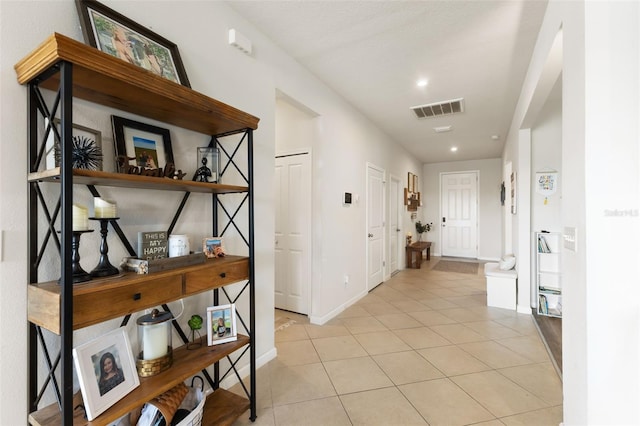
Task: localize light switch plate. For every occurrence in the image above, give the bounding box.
[563,227,577,251]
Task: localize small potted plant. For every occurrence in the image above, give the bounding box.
[415,221,433,242]
[187,314,203,349]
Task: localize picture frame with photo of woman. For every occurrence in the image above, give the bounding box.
[72,327,139,421]
[206,304,237,346]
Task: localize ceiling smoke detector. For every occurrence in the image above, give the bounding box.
[410,98,465,119]
[433,125,452,133]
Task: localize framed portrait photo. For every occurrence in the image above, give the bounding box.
[112,115,174,172]
[72,327,139,421]
[207,304,237,346]
[202,236,225,259]
[75,0,191,87]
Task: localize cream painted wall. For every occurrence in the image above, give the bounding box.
[423,158,503,261]
[503,0,640,423]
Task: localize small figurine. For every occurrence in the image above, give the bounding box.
[194,157,212,182]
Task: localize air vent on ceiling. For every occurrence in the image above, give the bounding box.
[411,98,465,119]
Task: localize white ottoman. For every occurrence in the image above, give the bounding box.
[484,262,517,310]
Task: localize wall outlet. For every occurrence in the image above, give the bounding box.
[344,274,349,286]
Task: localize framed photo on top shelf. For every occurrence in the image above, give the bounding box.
[75,0,191,87]
[207,304,237,346]
[112,115,174,172]
[72,327,139,421]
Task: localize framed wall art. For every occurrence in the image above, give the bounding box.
[72,327,139,421]
[206,304,237,346]
[112,115,174,172]
[75,0,191,87]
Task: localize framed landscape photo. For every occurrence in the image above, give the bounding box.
[72,327,139,421]
[112,115,174,172]
[207,304,237,346]
[75,0,191,87]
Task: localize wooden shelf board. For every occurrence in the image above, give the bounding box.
[14,33,259,135]
[28,335,250,426]
[28,256,249,334]
[201,389,251,426]
[28,168,248,194]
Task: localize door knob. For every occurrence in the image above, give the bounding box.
[368,233,373,237]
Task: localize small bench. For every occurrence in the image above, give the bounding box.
[484,262,517,310]
[406,242,431,269]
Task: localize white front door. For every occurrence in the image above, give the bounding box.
[388,175,401,276]
[274,153,311,314]
[441,171,478,258]
[367,164,385,291]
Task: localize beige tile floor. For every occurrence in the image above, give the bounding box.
[232,258,563,426]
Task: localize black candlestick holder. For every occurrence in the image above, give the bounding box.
[89,217,120,278]
[58,229,94,284]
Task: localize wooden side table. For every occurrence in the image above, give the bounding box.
[406,242,431,269]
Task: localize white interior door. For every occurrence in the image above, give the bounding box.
[274,153,311,314]
[441,171,478,258]
[388,175,401,276]
[367,164,385,291]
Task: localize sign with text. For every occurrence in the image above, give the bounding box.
[137,231,168,260]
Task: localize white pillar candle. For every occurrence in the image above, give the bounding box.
[72,204,88,231]
[142,323,168,360]
[94,197,117,218]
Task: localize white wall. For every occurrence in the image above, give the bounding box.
[503,0,640,423]
[531,78,562,233]
[423,158,503,260]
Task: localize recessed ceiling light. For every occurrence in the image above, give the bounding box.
[416,79,428,88]
[450,147,458,152]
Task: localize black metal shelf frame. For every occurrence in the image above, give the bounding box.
[26,59,256,424]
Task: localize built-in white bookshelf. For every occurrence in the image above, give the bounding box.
[536,231,562,317]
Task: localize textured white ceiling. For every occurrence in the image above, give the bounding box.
[227,0,548,163]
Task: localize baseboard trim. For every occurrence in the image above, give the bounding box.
[309,289,368,325]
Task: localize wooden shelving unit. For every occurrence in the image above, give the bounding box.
[17,33,259,425]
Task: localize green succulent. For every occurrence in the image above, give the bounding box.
[188,314,203,330]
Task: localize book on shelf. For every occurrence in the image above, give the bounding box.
[539,286,562,294]
[538,294,548,315]
[538,235,551,253]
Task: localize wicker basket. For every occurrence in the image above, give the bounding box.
[175,377,205,426]
[134,377,204,426]
[147,382,188,425]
